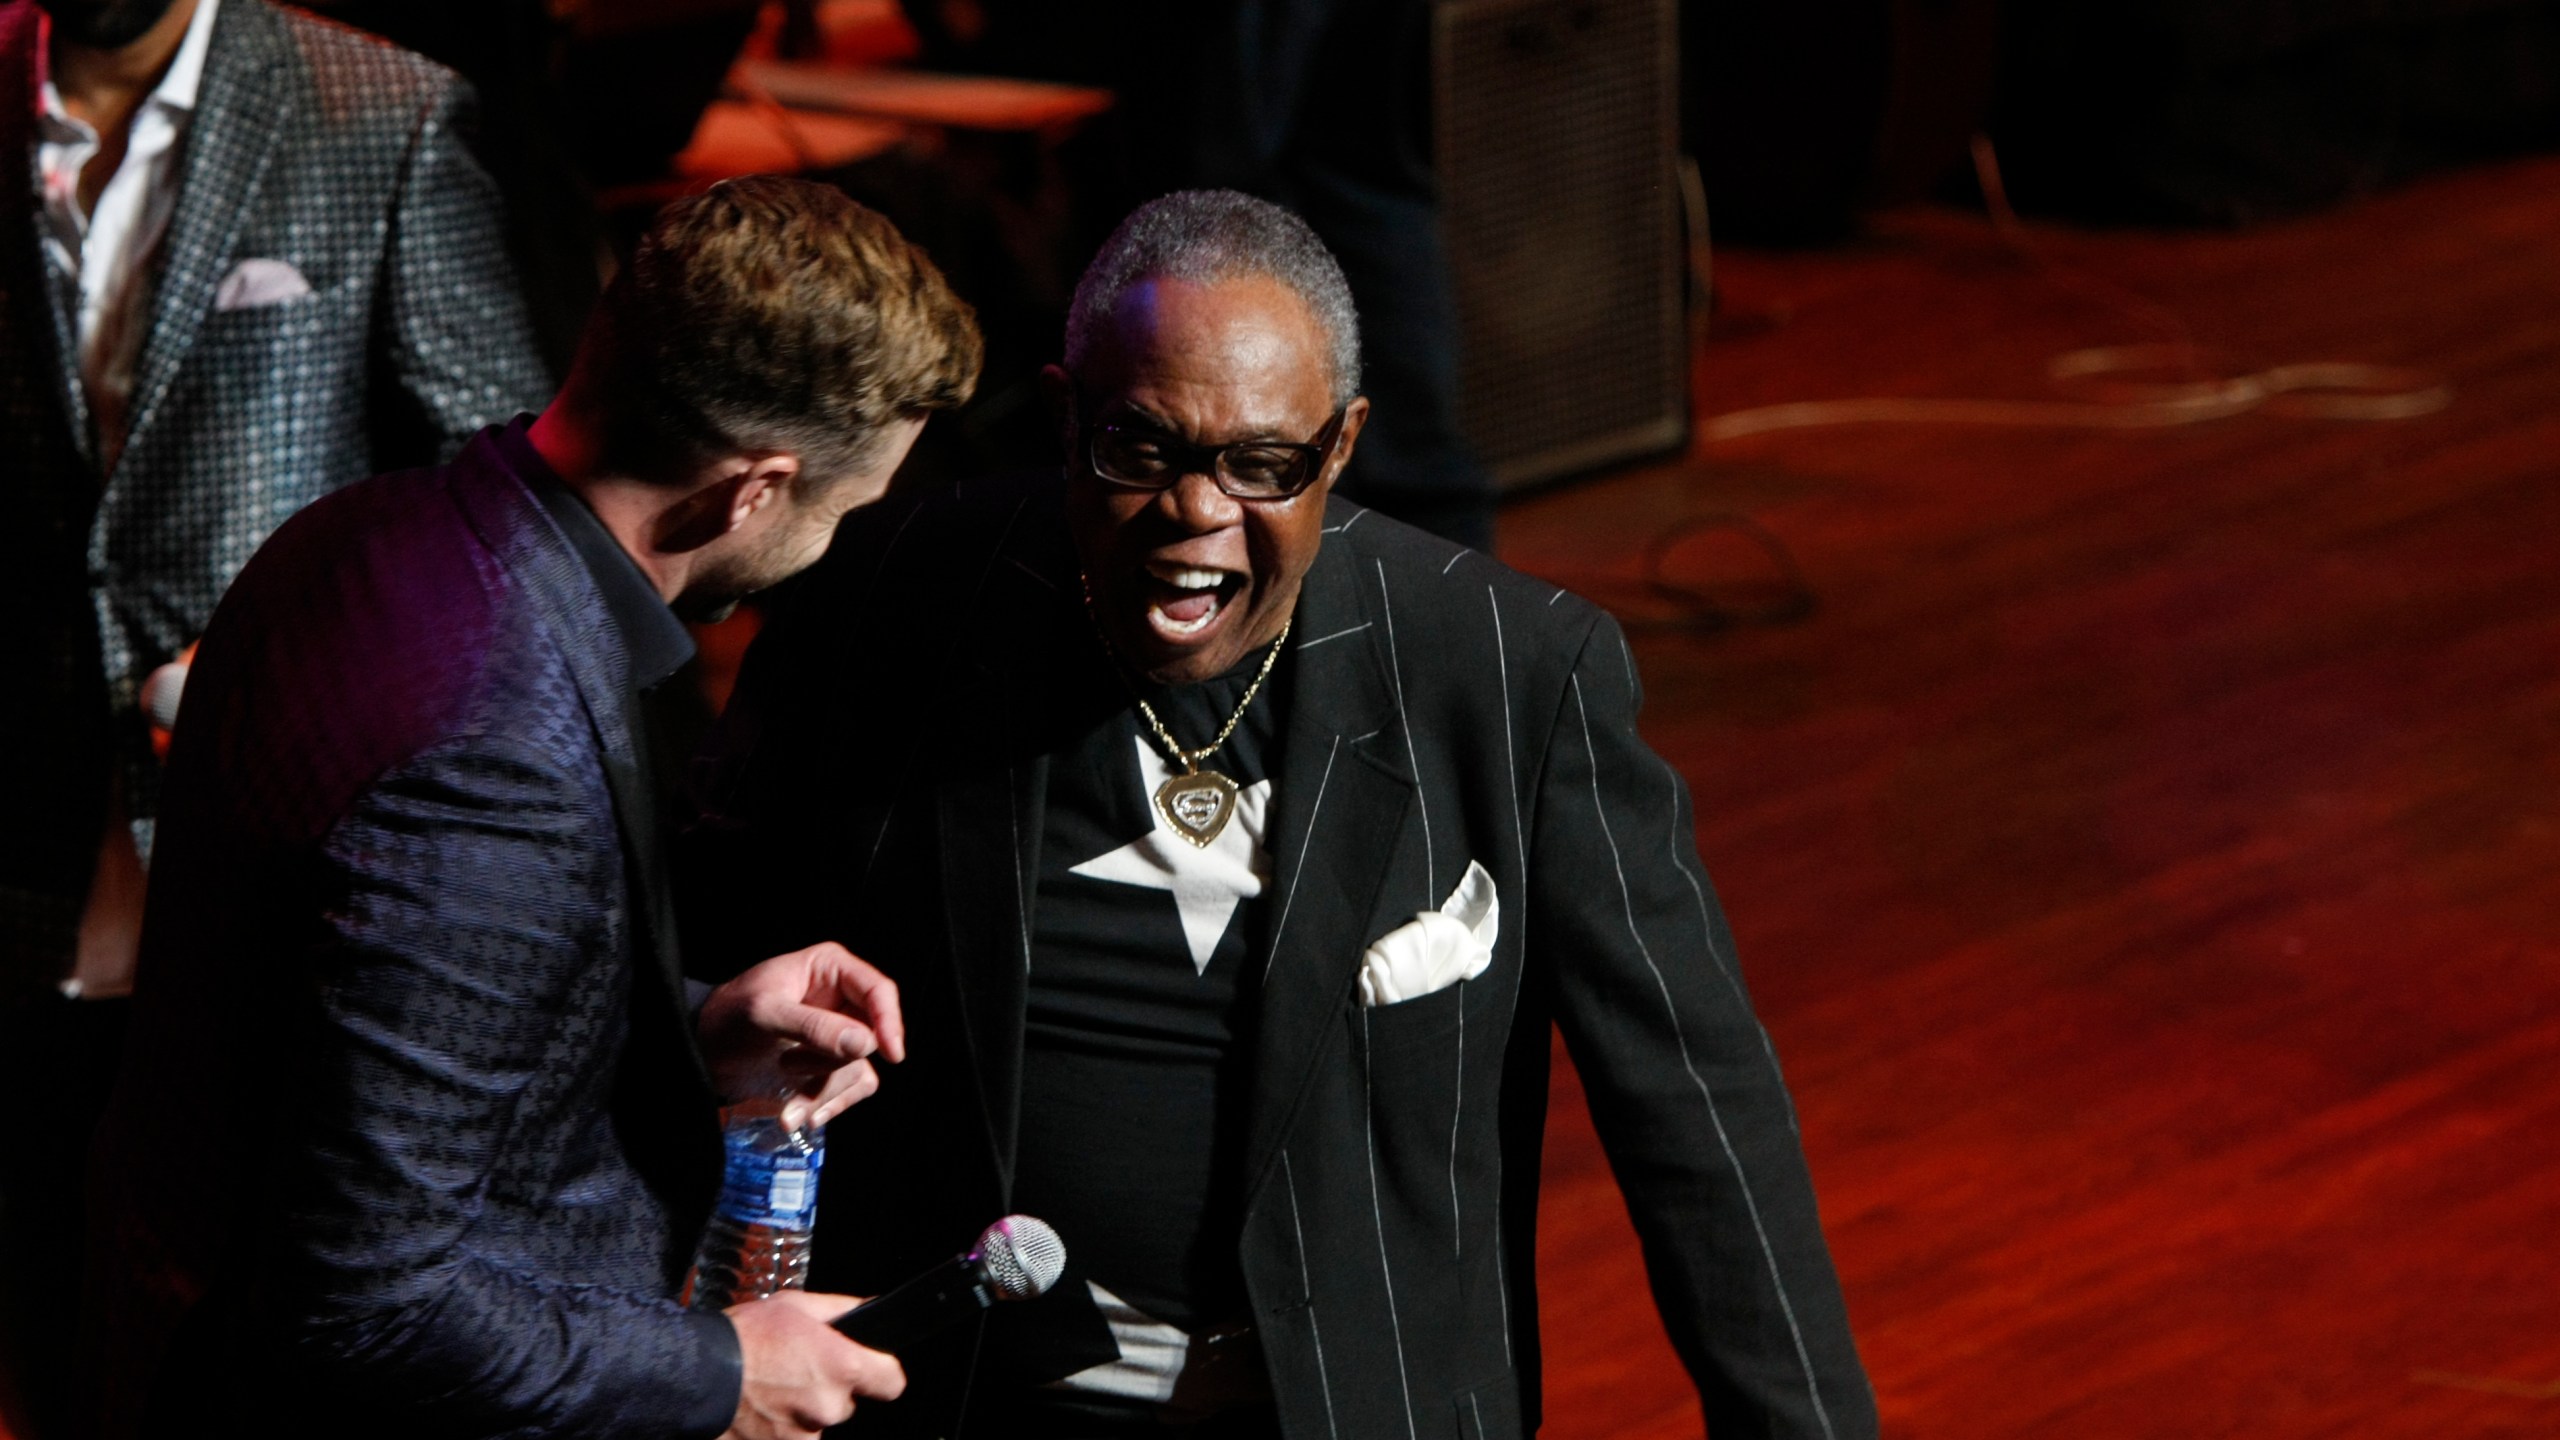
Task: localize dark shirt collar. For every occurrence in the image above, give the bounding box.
[491,417,695,693]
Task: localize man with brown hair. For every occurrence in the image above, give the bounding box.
[85,176,982,1440]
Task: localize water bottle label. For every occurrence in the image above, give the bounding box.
[718,1130,825,1226]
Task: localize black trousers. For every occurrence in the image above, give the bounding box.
[896,0,1499,549]
[1105,0,1500,551]
[1152,0,1494,550]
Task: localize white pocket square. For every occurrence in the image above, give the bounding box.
[1358,860,1499,1007]
[214,258,312,311]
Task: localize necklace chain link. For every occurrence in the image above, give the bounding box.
[1081,575,1292,774]
[1130,613,1292,772]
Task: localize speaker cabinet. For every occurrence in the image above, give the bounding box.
[1435,0,1687,494]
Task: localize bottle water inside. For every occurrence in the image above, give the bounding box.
[682,1097,825,1309]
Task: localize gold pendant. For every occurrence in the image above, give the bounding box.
[1155,768,1240,848]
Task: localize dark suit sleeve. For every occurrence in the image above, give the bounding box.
[375,74,554,458]
[1526,613,1877,1440]
[271,733,740,1440]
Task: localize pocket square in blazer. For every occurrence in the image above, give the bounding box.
[214,258,313,311]
[1358,860,1499,1006]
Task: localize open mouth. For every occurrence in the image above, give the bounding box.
[1140,563,1248,644]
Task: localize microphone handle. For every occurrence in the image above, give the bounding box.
[832,1253,998,1352]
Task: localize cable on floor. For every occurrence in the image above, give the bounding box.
[1587,136,2453,635]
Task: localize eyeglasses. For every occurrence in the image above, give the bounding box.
[1082,407,1348,501]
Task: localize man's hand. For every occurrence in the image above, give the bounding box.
[722,1291,904,1440]
[698,943,907,1128]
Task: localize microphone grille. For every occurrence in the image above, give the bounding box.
[976,1215,1066,1301]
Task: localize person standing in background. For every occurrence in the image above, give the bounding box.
[906,0,1500,551]
[0,0,550,1430]
[1112,0,1497,552]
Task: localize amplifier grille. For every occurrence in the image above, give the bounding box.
[1436,0,1687,492]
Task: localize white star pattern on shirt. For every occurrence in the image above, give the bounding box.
[1069,736,1274,974]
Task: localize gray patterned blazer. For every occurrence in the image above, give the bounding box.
[0,0,553,990]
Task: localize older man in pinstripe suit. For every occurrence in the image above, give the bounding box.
[689,190,1875,1439]
[0,0,548,1429]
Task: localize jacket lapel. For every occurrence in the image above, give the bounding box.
[1,6,94,467]
[922,490,1425,1199]
[930,489,1075,1194]
[116,0,289,472]
[1240,506,1422,1197]
[606,694,695,1081]
[935,744,1041,1194]
[451,439,709,1094]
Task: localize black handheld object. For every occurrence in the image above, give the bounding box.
[834,1215,1066,1353]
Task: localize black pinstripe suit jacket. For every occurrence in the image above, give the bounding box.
[0,0,552,988]
[690,471,1878,1440]
[87,430,737,1440]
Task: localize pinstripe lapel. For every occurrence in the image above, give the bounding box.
[1241,502,1419,1203]
[0,4,94,467]
[117,0,290,474]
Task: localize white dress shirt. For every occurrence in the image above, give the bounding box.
[34,0,221,468]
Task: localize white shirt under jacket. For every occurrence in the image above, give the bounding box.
[34,0,221,467]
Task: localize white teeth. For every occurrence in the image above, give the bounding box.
[1149,566,1229,591]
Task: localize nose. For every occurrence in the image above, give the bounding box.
[1154,469,1243,533]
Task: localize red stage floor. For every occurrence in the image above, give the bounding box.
[1504,154,2560,1437]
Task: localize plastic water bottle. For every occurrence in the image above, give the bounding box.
[682,1098,825,1309]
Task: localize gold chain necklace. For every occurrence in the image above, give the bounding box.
[1083,580,1291,847]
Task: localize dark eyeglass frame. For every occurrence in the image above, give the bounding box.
[1078,401,1349,501]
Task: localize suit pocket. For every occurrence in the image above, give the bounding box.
[189,277,371,389]
[1354,975,1501,1258]
[1360,973,1471,1058]
[187,278,371,414]
[197,273,365,330]
[169,279,373,504]
[1454,1373,1523,1440]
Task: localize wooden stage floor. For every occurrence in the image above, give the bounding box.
[1502,153,2560,1438]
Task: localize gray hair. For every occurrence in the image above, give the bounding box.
[1064,190,1363,408]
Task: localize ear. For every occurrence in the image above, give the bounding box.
[1039,364,1076,462]
[1315,396,1371,495]
[720,452,805,536]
